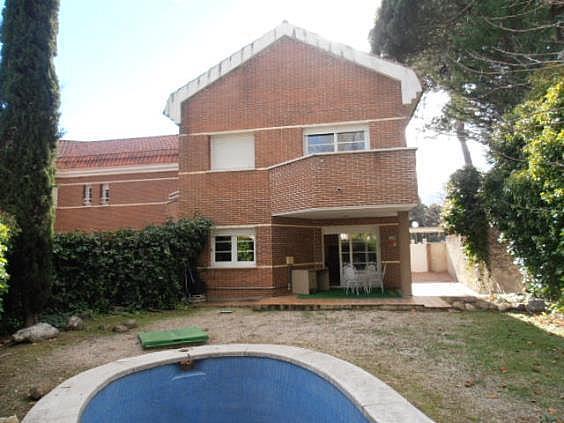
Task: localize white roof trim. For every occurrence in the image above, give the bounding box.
[164,21,422,125]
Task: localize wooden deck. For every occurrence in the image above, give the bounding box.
[203,295,452,311]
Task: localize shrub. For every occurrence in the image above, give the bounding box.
[442,166,489,264]
[0,211,18,319]
[49,217,211,313]
[484,80,563,301]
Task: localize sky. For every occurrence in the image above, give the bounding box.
[2,0,488,204]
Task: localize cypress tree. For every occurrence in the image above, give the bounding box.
[0,0,60,326]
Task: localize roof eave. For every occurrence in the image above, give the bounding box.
[163,21,422,125]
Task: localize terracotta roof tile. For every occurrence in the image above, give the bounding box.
[57,135,178,169]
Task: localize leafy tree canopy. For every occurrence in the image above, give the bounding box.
[484,78,563,301]
[410,203,443,227]
[370,0,562,141]
[442,166,489,264]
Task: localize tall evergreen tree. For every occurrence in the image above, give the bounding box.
[0,0,60,326]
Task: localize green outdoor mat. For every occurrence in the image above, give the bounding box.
[138,326,209,349]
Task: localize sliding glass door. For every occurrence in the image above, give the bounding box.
[338,232,379,285]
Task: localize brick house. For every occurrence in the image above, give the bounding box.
[55,135,179,232]
[56,22,421,299]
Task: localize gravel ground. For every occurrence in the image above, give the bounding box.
[1,307,562,422]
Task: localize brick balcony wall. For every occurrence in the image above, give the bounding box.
[269,149,418,216]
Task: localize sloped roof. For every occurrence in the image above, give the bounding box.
[57,135,178,169]
[164,21,422,124]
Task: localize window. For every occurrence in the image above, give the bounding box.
[100,183,110,205]
[83,184,93,206]
[339,232,379,271]
[305,126,369,155]
[212,229,256,267]
[211,133,255,170]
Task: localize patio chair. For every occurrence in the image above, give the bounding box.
[343,264,361,295]
[366,262,384,295]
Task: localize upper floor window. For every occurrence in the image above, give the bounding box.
[211,133,255,171]
[304,126,369,155]
[211,229,256,267]
[100,183,110,205]
[83,184,93,206]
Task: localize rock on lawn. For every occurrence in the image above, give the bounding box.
[12,323,59,343]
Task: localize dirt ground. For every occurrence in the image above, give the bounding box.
[1,307,562,422]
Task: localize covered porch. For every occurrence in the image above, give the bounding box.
[274,205,414,297]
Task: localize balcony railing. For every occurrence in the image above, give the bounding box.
[269,148,418,217]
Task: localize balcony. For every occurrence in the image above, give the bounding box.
[269,148,418,219]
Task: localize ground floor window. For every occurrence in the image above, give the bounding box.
[211,229,256,267]
[339,232,378,271]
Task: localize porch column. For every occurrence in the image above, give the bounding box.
[398,211,412,296]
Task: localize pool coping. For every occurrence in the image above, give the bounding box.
[23,344,434,423]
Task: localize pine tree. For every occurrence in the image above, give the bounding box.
[0,0,60,326]
[369,0,561,141]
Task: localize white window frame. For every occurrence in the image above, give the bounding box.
[100,183,110,205]
[338,232,380,272]
[303,124,370,155]
[83,184,93,206]
[210,133,255,171]
[211,228,256,268]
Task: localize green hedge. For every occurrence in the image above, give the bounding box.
[49,217,211,313]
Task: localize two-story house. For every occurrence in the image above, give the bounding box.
[55,22,421,300]
[162,22,421,299]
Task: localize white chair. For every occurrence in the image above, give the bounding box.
[366,262,384,295]
[343,264,361,295]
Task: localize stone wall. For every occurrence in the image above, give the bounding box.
[445,230,525,294]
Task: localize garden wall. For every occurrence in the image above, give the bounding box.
[446,229,524,294]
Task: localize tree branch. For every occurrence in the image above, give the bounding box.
[483,16,561,33]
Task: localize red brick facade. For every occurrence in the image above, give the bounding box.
[269,149,418,215]
[174,35,419,299]
[55,136,179,232]
[55,170,178,232]
[180,38,411,134]
[55,27,420,300]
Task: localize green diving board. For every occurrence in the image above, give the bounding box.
[138,326,209,349]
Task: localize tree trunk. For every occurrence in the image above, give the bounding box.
[456,120,473,167]
[24,308,39,327]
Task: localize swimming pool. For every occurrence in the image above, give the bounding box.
[24,344,433,422]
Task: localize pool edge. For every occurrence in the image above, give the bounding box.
[23,344,434,423]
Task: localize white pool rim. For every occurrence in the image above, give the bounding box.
[23,344,433,423]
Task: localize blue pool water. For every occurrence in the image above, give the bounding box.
[81,356,370,422]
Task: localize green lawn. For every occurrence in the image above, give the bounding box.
[451,312,563,411]
[0,308,562,422]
